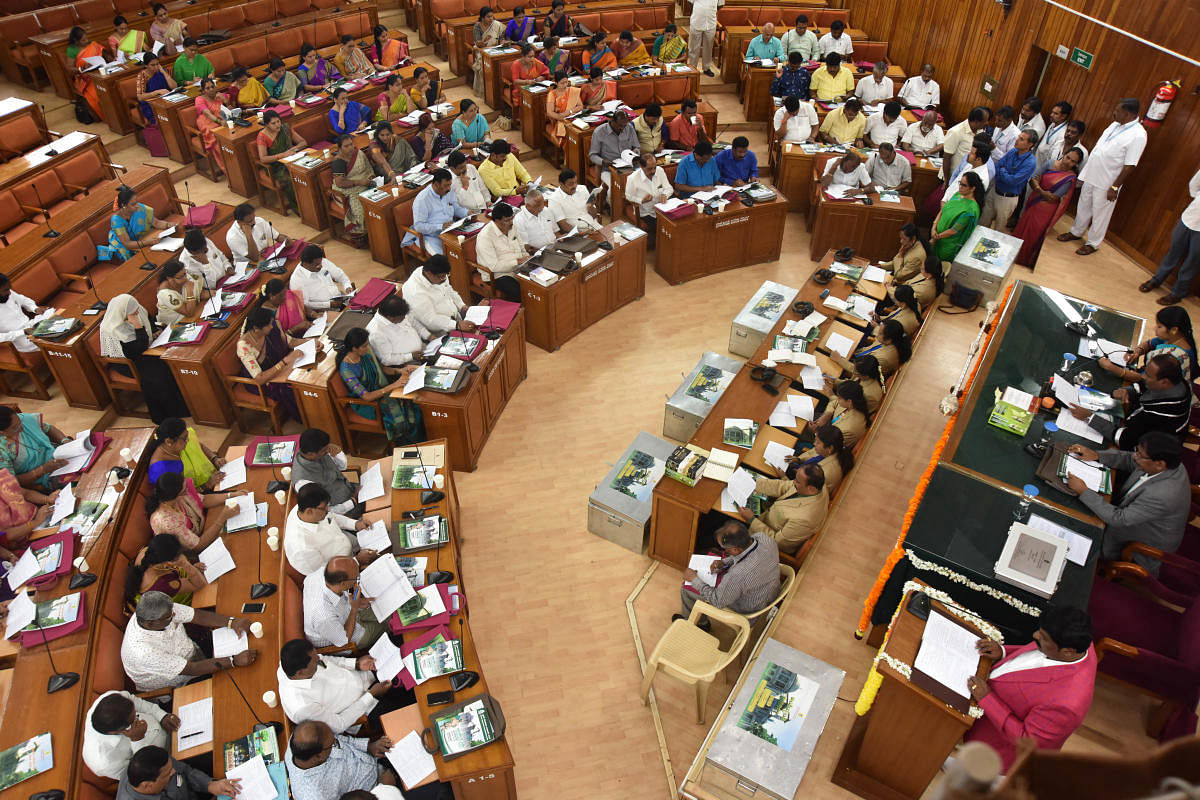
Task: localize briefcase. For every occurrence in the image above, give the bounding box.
[660,201,697,221]
[555,234,599,256]
[326,309,376,344]
[528,250,576,274]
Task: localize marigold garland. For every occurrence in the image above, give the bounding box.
[854,282,1016,638]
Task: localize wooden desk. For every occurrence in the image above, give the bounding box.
[518,223,646,351]
[0,96,53,155]
[808,191,916,262]
[738,61,906,121]
[561,99,717,179]
[363,185,422,269]
[719,23,861,84]
[773,145,938,215]
[655,190,788,285]
[0,130,112,196]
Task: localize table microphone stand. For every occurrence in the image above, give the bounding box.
[32,616,79,693]
[250,523,277,599]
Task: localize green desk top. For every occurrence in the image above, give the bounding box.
[942,282,1144,515]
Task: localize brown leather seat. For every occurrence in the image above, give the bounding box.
[276,0,312,16]
[336,12,372,40]
[213,330,290,434]
[314,19,338,47]
[35,6,78,34]
[208,6,247,32]
[0,116,46,157]
[48,232,99,293]
[243,0,278,25]
[11,261,74,306]
[716,8,749,26]
[232,39,269,70]
[0,192,36,246]
[601,10,635,31]
[653,75,692,104]
[138,184,184,226]
[74,0,113,23]
[813,9,850,28]
[854,41,889,64]
[55,150,109,196]
[617,82,654,108]
[267,29,304,60]
[13,171,70,220]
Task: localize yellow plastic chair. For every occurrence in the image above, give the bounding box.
[640,601,752,724]
[709,564,797,655]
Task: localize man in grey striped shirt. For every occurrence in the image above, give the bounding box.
[679,523,780,624]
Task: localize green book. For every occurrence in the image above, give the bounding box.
[395,585,445,627]
[0,732,53,791]
[397,516,448,549]
[392,464,435,490]
[665,444,708,487]
[722,419,759,449]
[434,698,496,756]
[411,635,465,680]
[31,316,75,337]
[252,440,295,465]
[222,727,279,773]
[987,387,1038,436]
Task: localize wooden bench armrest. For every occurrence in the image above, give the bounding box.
[1094,637,1139,661]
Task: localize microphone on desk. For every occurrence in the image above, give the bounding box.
[26,597,80,693]
[134,233,157,271]
[250,521,277,600]
[32,184,59,239]
[426,507,453,585]
[217,659,282,736]
[412,445,445,506]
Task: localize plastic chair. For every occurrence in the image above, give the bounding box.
[640,600,751,724]
[711,565,795,664]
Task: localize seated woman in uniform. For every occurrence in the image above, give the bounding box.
[806,380,870,448]
[147,417,224,490]
[885,248,944,311]
[124,533,208,610]
[147,472,232,552]
[874,283,922,338]
[826,354,885,415]
[854,318,911,379]
[786,423,854,494]
[98,294,191,423]
[881,223,928,283]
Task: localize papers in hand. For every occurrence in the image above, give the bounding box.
[302,315,327,338]
[402,365,427,395]
[799,365,825,390]
[912,610,980,700]
[151,237,185,252]
[1054,409,1103,443]
[357,520,391,552]
[1027,513,1091,566]
[686,554,721,588]
[463,306,491,325]
[1077,336,1128,365]
[4,591,35,639]
[769,401,796,428]
[1063,455,1107,492]
[824,184,858,200]
[763,441,793,471]
[6,548,40,591]
[47,482,76,527]
[51,431,93,476]
[359,556,417,619]
[291,339,317,368]
[861,264,888,283]
[226,754,278,800]
[825,331,856,358]
[216,458,247,491]
[211,627,249,659]
[224,493,258,531]
[358,463,386,502]
[386,730,438,790]
[655,197,688,212]
[786,394,816,421]
[369,635,405,682]
[726,467,756,507]
[199,537,236,582]
[176,697,213,749]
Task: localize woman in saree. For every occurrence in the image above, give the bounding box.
[613,30,650,67]
[297,43,341,92]
[173,38,213,84]
[580,67,614,110]
[148,3,188,56]
[256,110,308,215]
[931,171,983,263]
[337,327,424,445]
[451,99,491,149]
[265,58,302,102]
[330,134,375,237]
[329,87,370,135]
[334,35,375,80]
[538,37,566,75]
[408,67,445,111]
[0,407,70,492]
[375,74,409,122]
[0,468,57,563]
[545,72,581,149]
[99,294,192,423]
[193,77,226,176]
[1103,305,1197,384]
[542,1,574,38]
[237,306,304,422]
[124,533,207,611]
[146,472,231,552]
[410,113,452,162]
[509,44,549,111]
[506,7,537,42]
[471,7,504,95]
[147,417,224,490]
[655,24,687,63]
[108,186,171,261]
[134,51,176,128]
[1013,147,1082,267]
[258,278,317,338]
[582,34,616,72]
[370,25,409,70]
[66,27,104,121]
[367,122,418,183]
[155,259,200,327]
[108,16,146,60]
[230,66,268,109]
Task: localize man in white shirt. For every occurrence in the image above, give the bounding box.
[942,140,993,204]
[1142,167,1200,304]
[179,228,231,292]
[900,110,945,156]
[301,556,385,649]
[864,101,906,148]
[820,153,875,196]
[447,150,490,213]
[84,690,178,780]
[1035,101,1073,167]
[897,63,940,109]
[625,153,673,249]
[121,592,257,692]
[818,20,853,58]
[1061,97,1148,255]
[365,296,428,366]
[401,255,476,337]
[513,189,557,251]
[941,106,990,178]
[0,274,40,353]
[687,0,718,75]
[773,96,818,144]
[855,62,894,105]
[1018,96,1046,140]
[226,203,288,263]
[548,169,601,232]
[868,144,912,192]
[284,483,372,577]
[291,245,354,310]
[990,105,1019,162]
[475,202,526,302]
[278,638,391,734]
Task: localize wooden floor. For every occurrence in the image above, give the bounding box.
[1,9,1193,797]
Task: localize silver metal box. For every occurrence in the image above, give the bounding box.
[729,281,800,357]
[663,351,744,442]
[946,226,1021,304]
[587,431,677,553]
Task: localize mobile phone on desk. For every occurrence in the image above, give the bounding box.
[427,690,454,706]
[241,602,265,614]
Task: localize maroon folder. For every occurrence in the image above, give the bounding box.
[349,277,396,310]
[17,592,87,648]
[25,531,76,591]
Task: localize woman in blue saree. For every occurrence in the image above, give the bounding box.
[0,406,71,491]
[107,186,171,261]
[133,51,177,127]
[337,328,425,445]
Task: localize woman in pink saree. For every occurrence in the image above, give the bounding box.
[0,468,56,562]
[1013,148,1083,268]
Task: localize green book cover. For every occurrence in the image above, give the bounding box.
[987,387,1037,436]
[21,593,81,632]
[395,585,445,627]
[434,698,496,756]
[0,732,53,791]
[392,464,435,489]
[252,440,295,465]
[222,727,279,773]
[31,317,75,337]
[411,636,465,680]
[722,419,759,449]
[398,516,448,548]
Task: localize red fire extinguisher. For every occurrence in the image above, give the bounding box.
[1145,80,1180,129]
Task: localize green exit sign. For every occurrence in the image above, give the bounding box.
[1069,47,1094,69]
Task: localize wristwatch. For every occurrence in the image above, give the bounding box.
[225,617,234,629]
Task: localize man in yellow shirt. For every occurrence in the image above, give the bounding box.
[818,97,866,146]
[477,139,532,198]
[809,53,855,102]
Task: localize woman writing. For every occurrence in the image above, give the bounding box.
[1013,147,1082,267]
[148,3,188,56]
[370,25,409,70]
[257,110,308,215]
[786,424,854,493]
[98,294,191,422]
[257,278,317,337]
[193,77,226,176]
[297,43,341,92]
[108,186,171,261]
[1103,306,1197,383]
[329,87,371,135]
[334,35,375,80]
[66,27,104,121]
[451,99,491,149]
[108,17,146,59]
[375,74,410,122]
[265,58,302,102]
[147,472,231,552]
[124,533,207,610]
[330,134,375,239]
[409,67,445,111]
[931,171,983,262]
[237,306,303,421]
[0,407,70,492]
[133,52,176,129]
[545,72,582,149]
[887,251,944,310]
[509,44,550,111]
[410,113,452,162]
[337,328,424,445]
[155,260,200,327]
[367,122,419,184]
[147,417,223,490]
[173,38,213,85]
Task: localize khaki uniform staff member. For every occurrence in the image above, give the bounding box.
[735,462,828,555]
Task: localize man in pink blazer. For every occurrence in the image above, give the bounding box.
[963,606,1097,770]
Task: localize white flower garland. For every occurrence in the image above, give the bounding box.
[904,550,1044,619]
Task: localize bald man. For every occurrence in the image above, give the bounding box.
[745,22,784,61]
[302,556,387,649]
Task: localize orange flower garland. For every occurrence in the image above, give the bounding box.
[854,282,1017,638]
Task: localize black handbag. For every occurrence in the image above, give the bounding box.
[939,282,983,314]
[74,98,95,125]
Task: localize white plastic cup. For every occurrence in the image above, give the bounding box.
[226,120,234,132]
[119,447,133,463]
[266,526,279,538]
[257,111,264,123]
[280,466,292,480]
[288,100,296,111]
[391,186,400,198]
[266,536,279,552]
[274,489,287,505]
[73,557,89,572]
[262,690,278,708]
[322,148,331,159]
[250,621,264,638]
[433,474,445,489]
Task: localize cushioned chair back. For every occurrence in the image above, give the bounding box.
[573,12,600,30]
[75,0,113,23]
[48,232,96,278]
[855,41,888,63]
[56,149,109,190]
[139,184,174,219]
[131,276,160,315]
[313,0,341,8]
[336,13,372,39]
[602,10,634,31]
[184,12,211,36]
[277,0,312,15]
[281,569,304,643]
[232,39,270,70]
[244,0,278,25]
[653,75,690,104]
[207,48,236,75]
[268,29,304,59]
[34,6,77,34]
[1176,600,1200,672]
[0,15,42,44]
[104,555,131,626]
[392,194,417,230]
[633,8,669,28]
[86,216,111,246]
[314,19,338,47]
[616,81,653,108]
[0,116,45,154]
[91,615,130,696]
[208,6,247,32]
[814,9,850,27]
[114,0,143,12]
[14,171,66,211]
[0,192,26,232]
[178,103,199,133]
[716,8,748,26]
[11,261,61,304]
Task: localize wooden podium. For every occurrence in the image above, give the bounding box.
[834,584,994,800]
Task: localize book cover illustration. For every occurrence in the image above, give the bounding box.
[22,593,81,632]
[987,387,1038,436]
[395,585,445,626]
[168,323,206,344]
[771,334,812,355]
[62,500,109,534]
[609,449,665,502]
[31,317,75,337]
[829,262,865,282]
[425,367,459,390]
[222,727,280,773]
[970,236,1003,266]
[253,440,296,465]
[435,698,496,755]
[684,365,733,403]
[0,732,52,791]
[438,337,476,358]
[32,541,63,578]
[398,516,448,548]
[722,419,759,449]
[735,662,820,752]
[395,556,428,587]
[392,465,436,490]
[749,291,787,320]
[665,444,708,487]
[412,636,465,680]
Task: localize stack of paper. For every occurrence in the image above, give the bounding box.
[369,635,405,682]
[685,554,721,588]
[763,441,793,471]
[227,755,277,799]
[783,318,815,337]
[1027,514,1091,566]
[912,611,980,699]
[199,537,236,581]
[1054,409,1103,443]
[725,467,756,506]
[825,332,856,358]
[654,198,689,213]
[216,459,247,491]
[176,697,214,750]
[357,520,391,552]
[359,556,417,620]
[46,483,76,527]
[799,365,825,390]
[769,401,796,428]
[212,628,249,658]
[151,237,184,252]
[224,493,259,531]
[1063,456,1108,492]
[357,463,386,502]
[4,592,35,639]
[386,731,438,789]
[50,432,93,476]
[786,394,816,422]
[5,549,40,592]
[702,448,739,482]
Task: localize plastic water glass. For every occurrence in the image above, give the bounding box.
[1014,484,1039,522]
[1059,352,1076,374]
[1036,421,1058,451]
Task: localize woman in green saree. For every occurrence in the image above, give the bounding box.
[337,328,425,445]
[256,110,307,214]
[931,171,984,263]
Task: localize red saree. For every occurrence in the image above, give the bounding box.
[1013,168,1077,267]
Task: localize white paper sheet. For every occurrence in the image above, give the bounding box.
[216,458,247,491]
[200,290,223,319]
[803,310,828,327]
[1027,513,1092,566]
[292,339,317,368]
[5,548,39,591]
[463,305,491,325]
[1077,337,1128,365]
[727,467,757,506]
[211,627,249,659]
[302,315,327,338]
[47,482,76,527]
[227,754,277,799]
[151,237,184,252]
[799,365,825,390]
[763,441,793,471]
[786,394,816,421]
[199,537,236,582]
[357,463,385,502]
[357,520,391,552]
[224,493,258,531]
[1050,375,1078,406]
[176,697,213,749]
[862,265,888,283]
[768,401,796,428]
[686,554,721,588]
[912,610,980,699]
[50,431,93,476]
[1064,456,1107,492]
[826,331,856,358]
[402,365,427,395]
[1054,409,1103,443]
[387,730,438,790]
[4,590,35,639]
[360,556,417,619]
[784,318,814,337]
[369,634,405,682]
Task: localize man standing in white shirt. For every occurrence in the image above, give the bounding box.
[1035,101,1073,167]
[301,556,385,649]
[291,245,354,310]
[548,169,601,232]
[817,20,853,58]
[773,96,818,144]
[1018,96,1046,140]
[900,109,944,156]
[1141,167,1200,303]
[475,202,526,302]
[0,274,41,354]
[1060,97,1148,255]
[365,296,428,366]
[688,0,720,76]
[941,106,990,179]
[513,189,558,251]
[447,150,490,213]
[897,63,940,109]
[990,105,1019,162]
[402,255,477,337]
[854,62,894,106]
[84,691,178,780]
[278,638,392,733]
[226,203,288,263]
[284,483,372,577]
[864,101,907,148]
[625,153,673,249]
